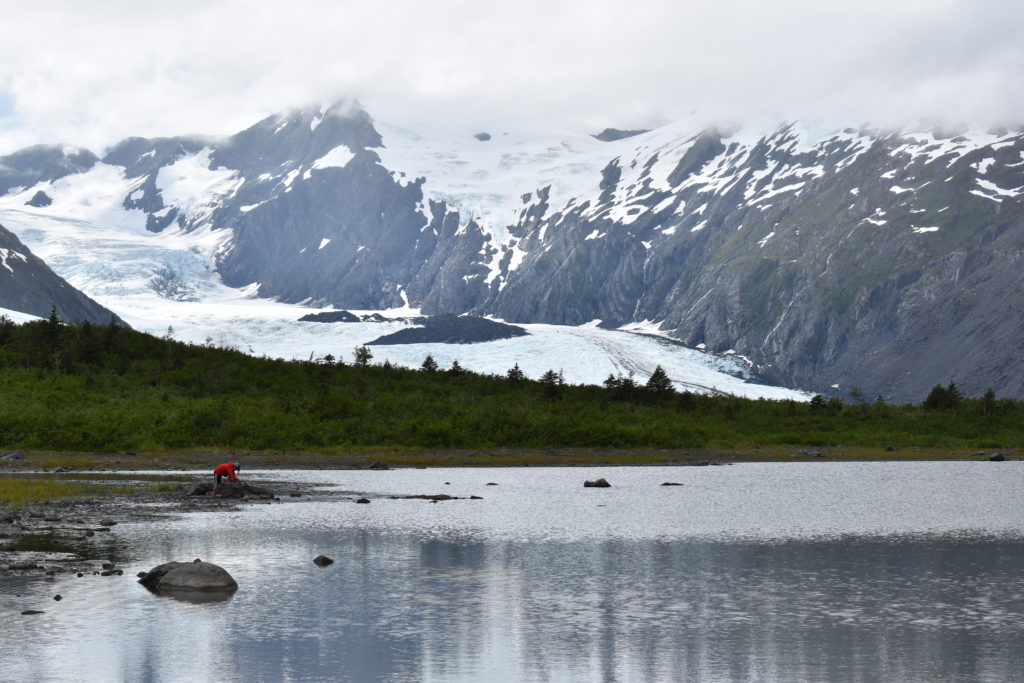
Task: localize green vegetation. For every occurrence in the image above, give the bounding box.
[0,477,92,510]
[0,315,1021,454]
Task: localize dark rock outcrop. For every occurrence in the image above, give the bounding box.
[25,190,52,207]
[584,478,611,488]
[298,310,361,323]
[138,560,238,594]
[593,128,651,142]
[186,481,275,499]
[367,314,527,345]
[313,555,334,566]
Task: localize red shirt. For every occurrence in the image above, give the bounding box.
[213,462,240,482]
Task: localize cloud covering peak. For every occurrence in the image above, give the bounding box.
[0,0,1021,153]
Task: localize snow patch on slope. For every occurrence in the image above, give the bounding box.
[156,148,243,228]
[311,144,355,170]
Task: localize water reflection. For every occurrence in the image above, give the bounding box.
[2,464,1023,682]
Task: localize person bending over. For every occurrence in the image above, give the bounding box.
[212,461,241,495]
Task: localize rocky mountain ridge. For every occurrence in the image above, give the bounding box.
[0,102,1020,400]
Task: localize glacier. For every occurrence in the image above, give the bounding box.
[0,153,808,400]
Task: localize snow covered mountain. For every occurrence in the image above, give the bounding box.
[0,220,121,324]
[1,101,1022,400]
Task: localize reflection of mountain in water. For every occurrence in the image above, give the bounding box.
[214,532,1024,681]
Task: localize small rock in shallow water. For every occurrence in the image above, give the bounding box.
[989,453,1006,461]
[101,562,115,570]
[53,594,62,601]
[584,478,611,488]
[99,520,116,526]
[313,555,334,567]
[356,498,370,504]
[9,562,38,570]
[289,491,302,497]
[84,530,95,537]
[21,610,44,615]
[661,482,683,486]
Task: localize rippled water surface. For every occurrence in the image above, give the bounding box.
[2,462,1024,682]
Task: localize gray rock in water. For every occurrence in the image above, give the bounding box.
[989,453,1006,461]
[313,555,334,567]
[584,478,611,488]
[368,461,390,470]
[356,498,370,504]
[661,482,683,486]
[0,524,23,538]
[186,480,275,499]
[138,560,238,593]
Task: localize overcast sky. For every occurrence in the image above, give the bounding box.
[0,0,1021,154]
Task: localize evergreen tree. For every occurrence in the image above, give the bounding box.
[539,369,560,385]
[539,369,562,398]
[924,383,962,411]
[645,366,674,394]
[506,363,525,382]
[353,346,373,366]
[449,360,467,376]
[421,354,439,372]
[983,387,997,415]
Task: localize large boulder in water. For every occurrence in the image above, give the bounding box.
[138,560,238,594]
[186,480,275,499]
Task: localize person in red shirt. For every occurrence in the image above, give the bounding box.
[212,461,241,495]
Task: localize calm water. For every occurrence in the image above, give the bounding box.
[2,462,1023,682]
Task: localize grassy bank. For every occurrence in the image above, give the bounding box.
[0,477,96,511]
[1,317,1022,453]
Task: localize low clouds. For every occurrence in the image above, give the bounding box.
[0,0,1021,153]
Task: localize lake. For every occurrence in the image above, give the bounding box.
[2,462,1023,682]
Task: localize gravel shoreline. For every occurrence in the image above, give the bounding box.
[0,472,334,580]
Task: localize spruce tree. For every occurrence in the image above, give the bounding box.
[506,363,525,381]
[645,366,673,394]
[421,354,439,372]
